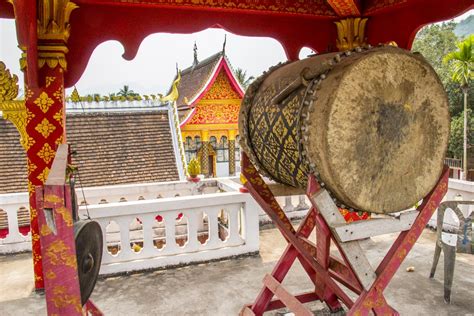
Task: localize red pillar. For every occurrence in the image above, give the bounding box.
[24,66,66,290]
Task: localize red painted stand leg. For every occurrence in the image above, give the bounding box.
[348,167,449,316]
[240,151,449,315]
[84,299,104,316]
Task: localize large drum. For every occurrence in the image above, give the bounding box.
[239,46,449,214]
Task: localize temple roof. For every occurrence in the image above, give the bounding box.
[0,111,179,194]
[175,51,224,108]
[169,48,244,125]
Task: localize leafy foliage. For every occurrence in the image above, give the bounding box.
[412,20,473,160]
[411,21,473,117]
[448,110,474,159]
[443,34,474,91]
[234,68,255,89]
[117,85,139,97]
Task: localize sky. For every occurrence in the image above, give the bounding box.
[0,10,472,97]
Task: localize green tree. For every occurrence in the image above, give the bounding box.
[234,68,255,89]
[448,110,473,159]
[117,85,138,97]
[411,21,474,117]
[443,35,474,179]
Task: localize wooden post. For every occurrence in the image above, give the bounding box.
[24,64,67,290]
[18,0,77,290]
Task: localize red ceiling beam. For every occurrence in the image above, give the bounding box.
[327,0,361,17]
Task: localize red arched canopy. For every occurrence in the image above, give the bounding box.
[2,0,472,88]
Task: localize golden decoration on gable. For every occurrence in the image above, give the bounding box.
[335,17,368,51]
[202,70,241,100]
[188,103,240,125]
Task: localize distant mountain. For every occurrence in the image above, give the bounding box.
[454,15,474,38]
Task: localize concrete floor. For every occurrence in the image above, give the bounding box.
[0,226,473,315]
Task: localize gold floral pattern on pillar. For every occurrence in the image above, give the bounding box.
[35,118,57,138]
[34,92,55,113]
[37,143,56,164]
[37,167,51,183]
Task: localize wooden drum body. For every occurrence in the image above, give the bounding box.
[239,46,449,214]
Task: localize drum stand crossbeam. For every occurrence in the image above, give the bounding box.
[240,153,449,316]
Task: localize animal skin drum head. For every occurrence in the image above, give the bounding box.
[240,46,449,214]
[74,220,103,306]
[306,48,449,213]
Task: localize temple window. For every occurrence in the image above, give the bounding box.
[235,134,241,162]
[184,136,197,162]
[195,136,202,150]
[217,136,229,162]
[210,136,217,149]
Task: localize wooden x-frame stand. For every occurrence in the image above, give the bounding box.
[240,153,449,315]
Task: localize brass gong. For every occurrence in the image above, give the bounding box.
[74,220,103,305]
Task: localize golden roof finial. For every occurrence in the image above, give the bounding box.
[0,61,19,101]
[159,70,181,103]
[70,86,81,102]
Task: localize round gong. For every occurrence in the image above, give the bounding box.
[240,46,449,214]
[74,220,103,306]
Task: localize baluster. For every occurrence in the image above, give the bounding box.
[117,217,132,259]
[296,195,309,211]
[162,213,178,253]
[283,196,295,212]
[6,206,21,242]
[183,210,200,251]
[204,208,219,249]
[141,214,155,256]
[227,205,243,245]
[96,219,112,264]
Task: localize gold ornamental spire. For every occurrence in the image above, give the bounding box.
[335,18,368,51]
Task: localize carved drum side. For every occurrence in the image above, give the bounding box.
[239,46,449,214]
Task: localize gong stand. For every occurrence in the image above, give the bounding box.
[239,152,449,316]
[36,144,103,316]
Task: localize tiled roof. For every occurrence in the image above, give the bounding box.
[0,119,28,193]
[0,111,179,194]
[174,52,223,108]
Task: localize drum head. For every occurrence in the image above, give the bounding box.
[307,47,449,213]
[74,220,103,305]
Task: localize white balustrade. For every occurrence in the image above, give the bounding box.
[258,195,310,224]
[0,192,31,253]
[82,191,259,275]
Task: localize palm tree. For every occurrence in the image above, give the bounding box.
[444,35,473,180]
[234,68,255,89]
[117,85,137,97]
